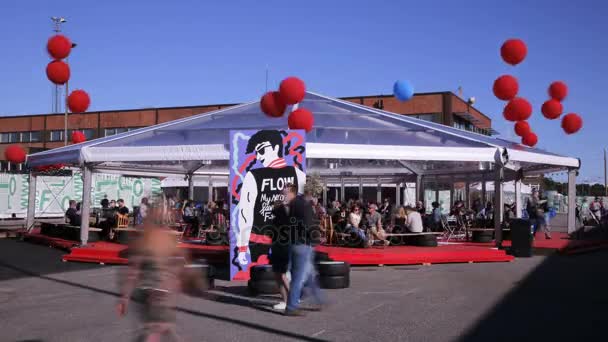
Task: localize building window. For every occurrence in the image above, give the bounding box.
[0,133,8,143]
[410,114,440,123]
[49,130,64,142]
[104,127,135,137]
[0,161,7,171]
[30,131,42,142]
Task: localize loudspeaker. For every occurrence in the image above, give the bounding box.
[509,219,533,257]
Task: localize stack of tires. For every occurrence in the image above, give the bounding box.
[181,259,215,296]
[317,261,350,289]
[472,230,493,243]
[404,234,438,247]
[206,231,225,246]
[248,265,279,295]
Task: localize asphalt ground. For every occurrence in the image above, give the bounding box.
[0,238,606,342]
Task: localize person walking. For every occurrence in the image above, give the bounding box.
[118,209,190,341]
[284,183,324,316]
[270,200,291,311]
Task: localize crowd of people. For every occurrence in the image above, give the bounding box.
[165,195,229,238]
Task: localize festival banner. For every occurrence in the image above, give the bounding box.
[0,172,162,218]
[229,129,306,280]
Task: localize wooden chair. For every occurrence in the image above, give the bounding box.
[117,214,129,229]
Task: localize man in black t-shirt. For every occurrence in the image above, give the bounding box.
[65,200,81,226]
[117,199,129,215]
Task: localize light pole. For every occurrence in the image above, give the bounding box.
[604,148,607,196]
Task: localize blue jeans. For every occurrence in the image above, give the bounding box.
[345,225,367,243]
[286,244,324,311]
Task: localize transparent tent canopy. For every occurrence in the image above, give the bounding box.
[27,92,579,177]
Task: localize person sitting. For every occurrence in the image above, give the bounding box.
[333,205,348,233]
[391,207,407,233]
[117,199,129,215]
[345,204,367,246]
[365,204,390,246]
[65,200,81,226]
[182,201,200,237]
[404,206,424,233]
[431,201,442,231]
[380,198,392,222]
[415,201,426,216]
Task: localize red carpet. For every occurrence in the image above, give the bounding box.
[440,232,608,254]
[316,245,513,265]
[32,230,608,266]
[63,242,129,264]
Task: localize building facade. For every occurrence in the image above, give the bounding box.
[0,91,492,172]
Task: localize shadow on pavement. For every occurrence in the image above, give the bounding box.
[0,254,326,342]
[0,239,104,281]
[458,246,608,341]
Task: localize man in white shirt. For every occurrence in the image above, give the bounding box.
[404,206,424,233]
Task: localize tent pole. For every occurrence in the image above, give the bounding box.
[396,182,401,207]
[376,177,381,204]
[25,172,37,233]
[494,166,504,247]
[80,166,93,246]
[187,174,194,201]
[340,177,345,202]
[481,174,487,205]
[515,178,523,218]
[322,181,327,207]
[359,177,363,201]
[567,169,577,234]
[209,177,214,202]
[415,175,422,203]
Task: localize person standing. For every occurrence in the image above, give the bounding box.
[284,183,324,316]
[527,190,551,239]
[270,200,291,311]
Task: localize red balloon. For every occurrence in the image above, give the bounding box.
[548,81,568,101]
[503,97,532,121]
[279,77,306,105]
[47,34,72,60]
[46,60,70,85]
[561,113,583,134]
[514,121,531,137]
[493,75,519,101]
[68,90,91,113]
[522,132,538,147]
[501,39,527,65]
[71,131,86,144]
[4,144,26,164]
[260,91,286,117]
[288,108,314,132]
[541,99,563,120]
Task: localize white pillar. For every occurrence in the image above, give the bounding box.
[208,176,214,202]
[515,179,523,218]
[494,167,504,246]
[359,177,364,201]
[322,182,328,207]
[416,175,422,202]
[340,177,345,202]
[80,166,93,246]
[25,173,37,232]
[396,183,401,207]
[376,177,382,204]
[481,174,487,204]
[465,178,470,209]
[567,169,577,234]
[187,175,194,201]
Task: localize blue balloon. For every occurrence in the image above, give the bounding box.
[393,80,415,101]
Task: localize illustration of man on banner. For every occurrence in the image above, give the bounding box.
[231,130,305,276]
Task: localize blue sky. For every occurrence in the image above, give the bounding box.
[0,0,606,181]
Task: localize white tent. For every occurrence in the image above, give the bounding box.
[26,91,580,245]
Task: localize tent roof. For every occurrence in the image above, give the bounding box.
[27,92,579,177]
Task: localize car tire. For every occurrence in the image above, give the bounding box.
[250,264,275,282]
[248,279,279,295]
[318,275,350,289]
[317,261,350,277]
